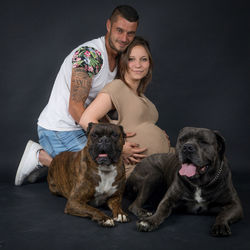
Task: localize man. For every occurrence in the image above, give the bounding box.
[15,5,146,186]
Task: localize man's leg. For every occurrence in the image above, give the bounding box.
[15,140,44,186]
[26,149,52,184]
[39,149,53,167]
[15,126,87,186]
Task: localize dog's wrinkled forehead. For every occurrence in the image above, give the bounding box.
[178,127,216,144]
[88,123,122,136]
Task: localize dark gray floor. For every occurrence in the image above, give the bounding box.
[0,170,249,250]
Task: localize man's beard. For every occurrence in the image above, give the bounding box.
[108,34,126,54]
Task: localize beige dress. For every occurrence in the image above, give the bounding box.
[101,79,174,177]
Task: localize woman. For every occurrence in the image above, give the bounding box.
[80,36,174,177]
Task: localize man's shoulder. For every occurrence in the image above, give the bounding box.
[74,36,105,54]
[72,41,104,78]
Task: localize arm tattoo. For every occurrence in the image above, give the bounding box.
[71,68,92,104]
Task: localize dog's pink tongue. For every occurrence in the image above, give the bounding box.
[98,154,108,158]
[179,163,196,177]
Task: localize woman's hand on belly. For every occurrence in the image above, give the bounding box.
[122,133,147,165]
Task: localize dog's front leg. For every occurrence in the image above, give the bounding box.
[65,199,115,227]
[128,173,161,218]
[211,198,243,237]
[107,194,129,223]
[137,182,181,232]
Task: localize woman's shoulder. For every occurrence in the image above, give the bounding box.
[102,79,127,93]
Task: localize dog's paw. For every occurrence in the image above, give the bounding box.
[128,204,152,218]
[114,213,129,223]
[138,210,153,218]
[99,218,115,227]
[136,218,158,232]
[210,223,231,237]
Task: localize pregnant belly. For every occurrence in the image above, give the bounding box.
[126,123,171,156]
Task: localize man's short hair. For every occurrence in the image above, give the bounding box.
[110,5,139,23]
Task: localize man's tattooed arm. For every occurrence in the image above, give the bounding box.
[69,68,92,123]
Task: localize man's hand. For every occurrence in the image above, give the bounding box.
[122,132,147,165]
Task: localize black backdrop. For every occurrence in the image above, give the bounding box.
[0,1,250,249]
[0,0,249,182]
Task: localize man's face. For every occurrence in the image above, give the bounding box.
[107,15,138,53]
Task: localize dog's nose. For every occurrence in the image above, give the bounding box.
[98,136,110,144]
[182,143,195,153]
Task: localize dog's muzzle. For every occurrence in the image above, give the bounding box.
[95,136,113,165]
[179,143,208,178]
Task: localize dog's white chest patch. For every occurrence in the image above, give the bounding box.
[187,187,207,214]
[94,165,118,206]
[188,187,208,214]
[194,187,204,203]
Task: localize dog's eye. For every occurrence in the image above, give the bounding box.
[178,136,187,143]
[91,133,98,139]
[200,140,208,145]
[111,133,118,139]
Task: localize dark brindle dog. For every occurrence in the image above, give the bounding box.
[127,127,243,236]
[48,123,129,227]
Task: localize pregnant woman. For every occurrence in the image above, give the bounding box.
[80,36,174,177]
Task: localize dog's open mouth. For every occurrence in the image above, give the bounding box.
[179,163,208,178]
[97,153,108,159]
[96,153,111,165]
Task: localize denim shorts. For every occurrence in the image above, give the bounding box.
[37,126,87,157]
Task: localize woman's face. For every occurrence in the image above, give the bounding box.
[125,45,150,83]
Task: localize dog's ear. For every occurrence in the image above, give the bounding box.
[213,130,226,160]
[86,122,95,136]
[119,125,126,139]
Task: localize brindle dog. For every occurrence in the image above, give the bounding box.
[48,123,129,227]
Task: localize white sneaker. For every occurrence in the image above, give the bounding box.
[15,140,43,186]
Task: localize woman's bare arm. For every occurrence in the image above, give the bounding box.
[79,93,113,130]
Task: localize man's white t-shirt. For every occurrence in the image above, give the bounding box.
[38,36,117,131]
